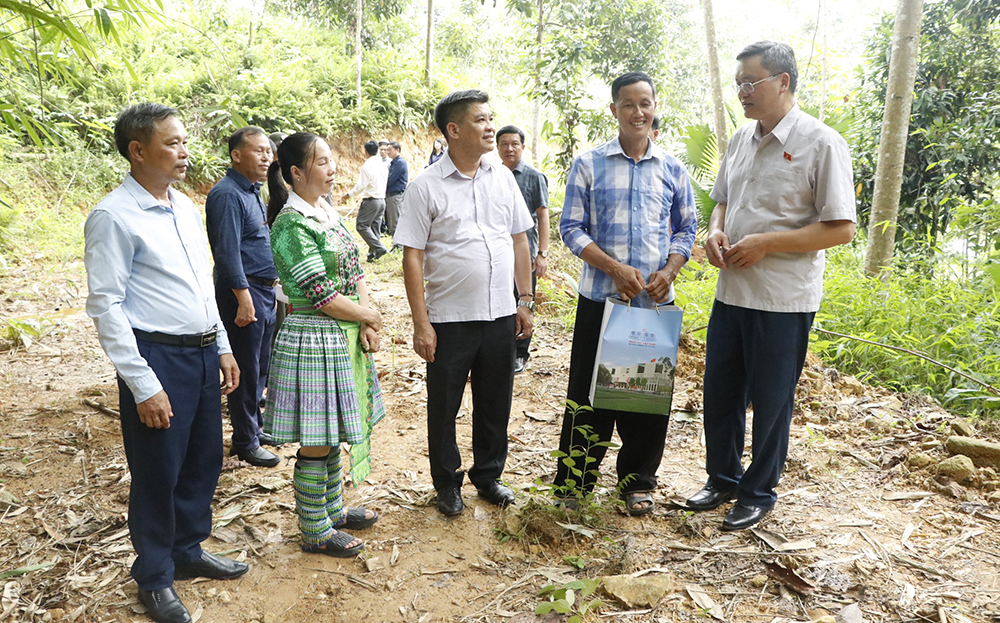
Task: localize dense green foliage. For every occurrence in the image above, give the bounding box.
[852,0,1000,258]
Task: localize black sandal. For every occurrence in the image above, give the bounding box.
[624,491,655,517]
[301,530,365,558]
[334,507,379,530]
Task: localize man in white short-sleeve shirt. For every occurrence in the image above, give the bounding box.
[685,41,857,531]
[394,89,535,517]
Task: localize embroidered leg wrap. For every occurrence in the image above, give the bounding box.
[325,448,346,526]
[294,451,333,546]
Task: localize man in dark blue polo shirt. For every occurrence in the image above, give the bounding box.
[205,126,281,468]
[497,125,549,374]
[385,140,408,244]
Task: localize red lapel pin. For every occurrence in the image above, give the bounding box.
[783,151,792,162]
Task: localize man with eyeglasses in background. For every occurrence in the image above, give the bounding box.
[686,41,857,531]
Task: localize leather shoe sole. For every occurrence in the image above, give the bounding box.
[686,484,735,511]
[230,445,281,468]
[138,587,191,623]
[174,551,249,581]
[721,503,769,531]
[436,487,464,516]
[477,481,515,507]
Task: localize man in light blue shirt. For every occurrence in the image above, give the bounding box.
[554,72,697,516]
[85,103,249,623]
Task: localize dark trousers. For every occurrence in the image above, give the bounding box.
[514,269,537,360]
[356,198,387,255]
[554,295,670,495]
[426,316,516,491]
[119,339,223,591]
[217,281,277,450]
[702,299,814,509]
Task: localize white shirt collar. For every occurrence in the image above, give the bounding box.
[284,191,334,224]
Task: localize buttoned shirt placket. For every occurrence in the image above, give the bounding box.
[627,157,642,270]
[164,201,214,330]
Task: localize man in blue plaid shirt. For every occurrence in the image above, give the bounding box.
[553,71,697,515]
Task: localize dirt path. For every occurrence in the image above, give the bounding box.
[3,252,1000,623]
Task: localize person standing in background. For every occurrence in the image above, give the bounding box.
[496,125,549,375]
[384,140,409,244]
[342,140,389,262]
[205,126,281,468]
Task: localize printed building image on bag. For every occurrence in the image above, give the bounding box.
[589,298,682,416]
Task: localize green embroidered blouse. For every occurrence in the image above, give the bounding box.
[270,195,364,315]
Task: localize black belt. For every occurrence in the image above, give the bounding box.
[387,191,404,197]
[246,275,279,287]
[134,328,218,348]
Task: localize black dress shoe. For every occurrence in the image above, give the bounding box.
[138,587,191,623]
[174,551,250,581]
[230,445,280,467]
[513,356,527,375]
[686,483,735,510]
[721,503,769,531]
[436,486,464,516]
[477,481,515,507]
[257,432,282,447]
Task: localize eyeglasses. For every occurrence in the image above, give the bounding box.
[735,74,781,94]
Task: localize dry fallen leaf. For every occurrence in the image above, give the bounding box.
[763,561,815,595]
[685,583,725,620]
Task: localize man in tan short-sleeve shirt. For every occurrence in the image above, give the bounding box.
[685,41,857,531]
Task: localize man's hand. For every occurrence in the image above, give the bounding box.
[535,254,548,279]
[705,229,731,269]
[235,300,257,327]
[220,353,240,396]
[233,288,257,327]
[722,232,771,268]
[413,321,437,363]
[515,306,533,340]
[361,326,381,353]
[645,268,678,304]
[610,262,646,301]
[137,390,173,429]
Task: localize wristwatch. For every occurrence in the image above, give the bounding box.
[517,299,535,311]
[539,250,549,258]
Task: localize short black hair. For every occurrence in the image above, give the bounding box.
[114,103,178,161]
[364,140,379,156]
[228,126,267,156]
[611,72,656,103]
[496,125,524,144]
[651,116,660,131]
[268,132,287,148]
[389,141,401,150]
[434,90,490,138]
[737,40,798,94]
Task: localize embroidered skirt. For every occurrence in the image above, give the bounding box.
[264,313,385,482]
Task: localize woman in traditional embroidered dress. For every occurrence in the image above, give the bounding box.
[264,133,385,557]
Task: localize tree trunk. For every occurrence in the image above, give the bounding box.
[820,0,827,123]
[863,0,924,277]
[701,0,727,156]
[424,0,434,85]
[530,0,543,162]
[355,0,363,104]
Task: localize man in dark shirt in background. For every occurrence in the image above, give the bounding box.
[205,126,281,468]
[385,140,409,247]
[497,125,549,374]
